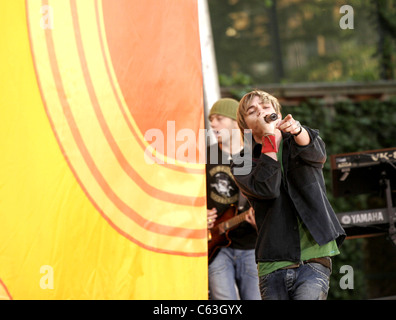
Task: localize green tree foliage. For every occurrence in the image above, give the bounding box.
[209,0,396,83]
[372,0,396,79]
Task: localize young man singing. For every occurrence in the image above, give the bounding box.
[206,98,260,300]
[231,90,345,300]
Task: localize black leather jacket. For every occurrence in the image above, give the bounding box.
[231,127,345,262]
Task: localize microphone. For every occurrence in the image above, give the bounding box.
[264,113,278,123]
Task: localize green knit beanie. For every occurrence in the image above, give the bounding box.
[208,98,239,120]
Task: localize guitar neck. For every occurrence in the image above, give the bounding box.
[222,210,249,231]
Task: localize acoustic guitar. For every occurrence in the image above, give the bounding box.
[208,205,251,263]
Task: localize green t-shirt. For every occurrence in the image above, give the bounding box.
[257,139,339,277]
[258,218,340,276]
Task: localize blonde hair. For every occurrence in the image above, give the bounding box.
[237,90,282,140]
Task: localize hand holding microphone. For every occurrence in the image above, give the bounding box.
[264,113,278,123]
[260,112,279,136]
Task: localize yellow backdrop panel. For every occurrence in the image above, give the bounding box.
[0,0,207,299]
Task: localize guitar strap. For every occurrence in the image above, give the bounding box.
[237,190,248,212]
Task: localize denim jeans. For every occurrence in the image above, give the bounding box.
[259,262,331,300]
[208,247,261,300]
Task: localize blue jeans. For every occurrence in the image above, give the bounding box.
[259,262,331,300]
[208,247,261,300]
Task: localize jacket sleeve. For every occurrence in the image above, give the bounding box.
[231,150,282,201]
[290,127,327,167]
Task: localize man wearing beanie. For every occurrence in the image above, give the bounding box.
[206,98,260,300]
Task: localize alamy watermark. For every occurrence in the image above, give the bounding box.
[40,5,54,30]
[40,265,54,290]
[143,121,252,175]
[339,265,354,290]
[38,264,354,291]
[39,4,354,31]
[339,5,354,30]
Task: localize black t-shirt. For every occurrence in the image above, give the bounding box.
[206,144,257,250]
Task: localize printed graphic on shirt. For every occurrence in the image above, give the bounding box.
[208,165,239,205]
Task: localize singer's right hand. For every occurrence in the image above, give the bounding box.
[258,111,279,135]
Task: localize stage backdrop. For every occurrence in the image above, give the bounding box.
[0,0,207,299]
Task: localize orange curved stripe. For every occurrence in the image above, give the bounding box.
[95,0,203,173]
[30,0,205,240]
[102,209,206,257]
[69,0,205,207]
[0,279,12,300]
[93,1,205,174]
[101,0,204,161]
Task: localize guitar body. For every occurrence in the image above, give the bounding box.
[208,205,238,263]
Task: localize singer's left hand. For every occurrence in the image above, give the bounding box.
[278,114,310,146]
[277,114,301,135]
